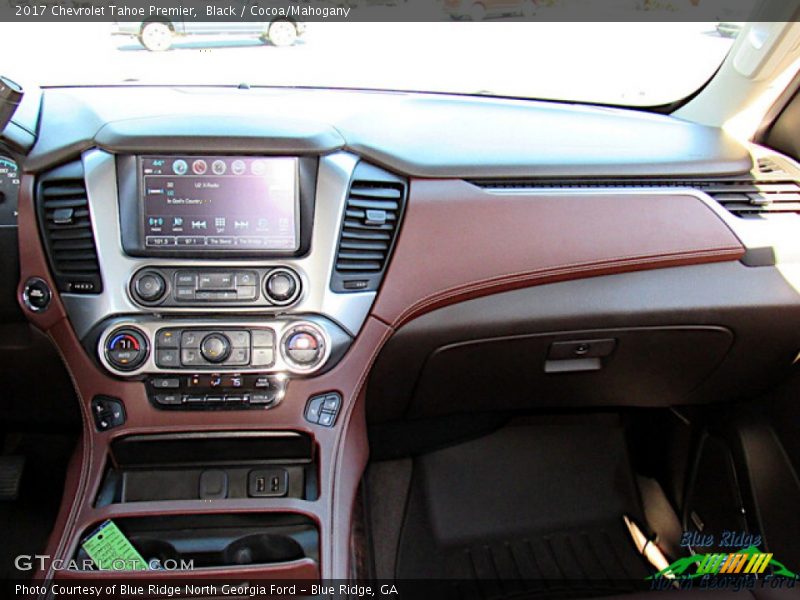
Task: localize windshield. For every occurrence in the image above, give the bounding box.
[1,20,745,107]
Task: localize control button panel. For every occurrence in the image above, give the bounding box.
[91,396,126,431]
[128,266,301,308]
[154,327,275,370]
[305,392,341,427]
[148,373,285,410]
[97,317,345,377]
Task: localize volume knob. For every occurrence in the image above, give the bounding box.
[132,270,166,304]
[264,269,300,305]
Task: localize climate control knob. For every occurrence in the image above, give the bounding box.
[264,269,300,305]
[105,327,149,371]
[131,270,166,304]
[281,324,325,371]
[200,333,231,364]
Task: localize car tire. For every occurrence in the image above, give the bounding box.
[469,2,487,20]
[139,21,173,52]
[266,20,299,47]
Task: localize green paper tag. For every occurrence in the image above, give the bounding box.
[81,520,148,571]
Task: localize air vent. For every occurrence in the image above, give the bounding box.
[697,180,800,217]
[757,157,785,175]
[331,163,406,293]
[37,163,102,294]
[471,175,800,218]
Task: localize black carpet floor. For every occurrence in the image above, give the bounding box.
[374,416,652,598]
[0,433,77,581]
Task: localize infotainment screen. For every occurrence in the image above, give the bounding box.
[139,156,299,252]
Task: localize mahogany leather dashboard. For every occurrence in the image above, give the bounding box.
[372,180,744,328]
[9,85,800,588]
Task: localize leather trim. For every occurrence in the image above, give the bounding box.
[15,170,385,581]
[16,172,746,584]
[372,180,745,328]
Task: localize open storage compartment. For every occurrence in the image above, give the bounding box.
[73,513,318,570]
[96,432,318,506]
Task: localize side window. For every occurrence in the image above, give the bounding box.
[763,84,800,162]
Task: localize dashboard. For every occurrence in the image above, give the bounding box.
[3,86,800,415]
[4,84,800,583]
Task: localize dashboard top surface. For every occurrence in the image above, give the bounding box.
[20,86,752,179]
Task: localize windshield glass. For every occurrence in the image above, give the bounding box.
[1,20,745,107]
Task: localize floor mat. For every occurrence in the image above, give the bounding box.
[394,416,652,598]
[0,433,77,581]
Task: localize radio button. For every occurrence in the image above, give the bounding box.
[236,286,258,300]
[235,271,258,286]
[198,273,235,290]
[175,287,195,301]
[175,272,197,286]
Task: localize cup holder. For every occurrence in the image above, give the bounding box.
[74,514,318,571]
[130,538,180,568]
[222,533,304,566]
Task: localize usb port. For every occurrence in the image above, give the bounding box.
[248,468,288,498]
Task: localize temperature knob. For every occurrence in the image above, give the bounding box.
[105,327,148,371]
[281,324,325,371]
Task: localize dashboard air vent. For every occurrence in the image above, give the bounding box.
[697,180,800,217]
[757,157,785,175]
[331,163,406,293]
[471,175,800,218]
[36,162,102,294]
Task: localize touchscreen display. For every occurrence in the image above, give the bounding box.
[140,156,299,252]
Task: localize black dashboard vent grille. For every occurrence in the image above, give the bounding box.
[697,180,800,217]
[332,163,407,293]
[470,174,800,218]
[757,157,785,175]
[36,163,102,294]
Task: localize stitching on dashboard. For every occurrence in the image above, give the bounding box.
[390,245,743,328]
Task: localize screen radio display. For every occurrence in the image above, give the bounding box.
[140,156,299,252]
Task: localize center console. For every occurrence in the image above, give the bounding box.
[17,143,407,583]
